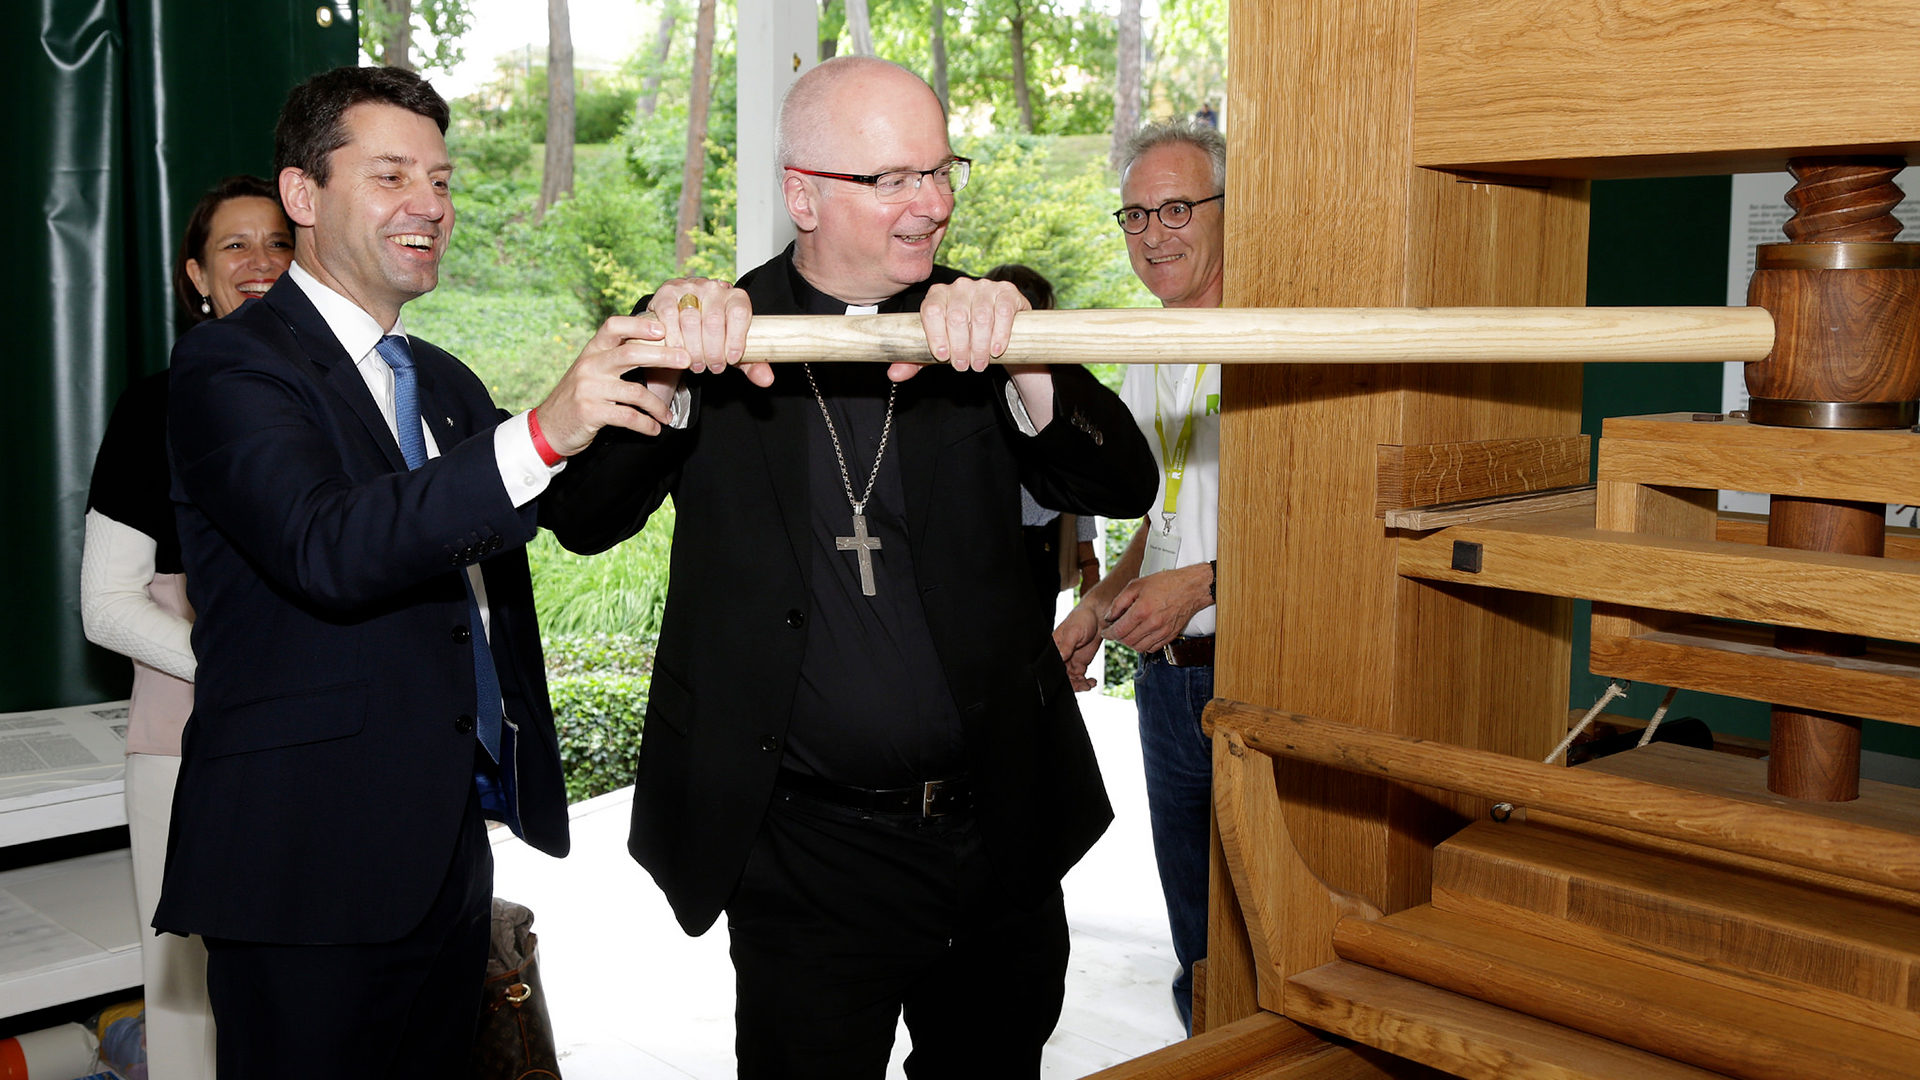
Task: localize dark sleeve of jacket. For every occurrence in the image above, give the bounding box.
[168,318,538,612]
[1001,363,1159,522]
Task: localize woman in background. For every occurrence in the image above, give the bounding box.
[81,174,292,1080]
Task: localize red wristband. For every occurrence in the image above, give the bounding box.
[527,408,564,466]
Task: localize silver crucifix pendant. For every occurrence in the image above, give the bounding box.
[836,506,883,596]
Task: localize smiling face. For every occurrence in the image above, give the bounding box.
[1121,141,1225,309]
[280,102,453,329]
[185,196,293,318]
[784,64,954,305]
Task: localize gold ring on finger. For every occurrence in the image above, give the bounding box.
[678,293,702,313]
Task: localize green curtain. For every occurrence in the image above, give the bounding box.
[1,1,353,712]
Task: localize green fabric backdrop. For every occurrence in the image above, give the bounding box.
[2,1,353,712]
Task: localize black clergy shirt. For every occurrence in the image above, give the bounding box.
[780,263,967,788]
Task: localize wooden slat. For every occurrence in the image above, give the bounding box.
[736,307,1776,367]
[1080,1011,1407,1080]
[1375,436,1590,516]
[1589,622,1920,727]
[1718,514,1920,560]
[1589,478,1718,640]
[1284,961,1729,1080]
[1413,0,1920,177]
[1385,486,1593,530]
[1335,906,1919,1080]
[1597,415,1920,507]
[1432,820,1920,1039]
[1205,700,1920,894]
[1395,506,1920,643]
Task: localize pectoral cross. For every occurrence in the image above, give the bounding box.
[836,507,883,596]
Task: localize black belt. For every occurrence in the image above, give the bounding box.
[777,769,973,817]
[1158,634,1215,667]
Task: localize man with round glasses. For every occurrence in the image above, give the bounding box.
[541,55,1156,1078]
[1057,115,1226,1034]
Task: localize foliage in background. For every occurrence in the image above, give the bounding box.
[1147,0,1227,119]
[358,0,474,73]
[942,134,1154,309]
[545,633,654,802]
[1101,514,1143,697]
[527,509,677,640]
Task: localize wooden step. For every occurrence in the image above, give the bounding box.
[1334,905,1920,1080]
[1284,960,1729,1080]
[1430,818,1920,1038]
[1079,1010,1426,1079]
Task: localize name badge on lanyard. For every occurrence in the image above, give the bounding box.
[1145,364,1208,577]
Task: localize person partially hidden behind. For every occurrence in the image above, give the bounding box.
[156,65,686,1076]
[1055,116,1226,1034]
[82,174,292,1080]
[540,56,1158,1080]
[983,262,1103,634]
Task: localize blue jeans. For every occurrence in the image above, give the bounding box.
[1134,655,1214,1034]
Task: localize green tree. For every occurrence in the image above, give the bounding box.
[358,0,474,73]
[1147,0,1226,119]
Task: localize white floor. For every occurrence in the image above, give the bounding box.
[491,688,1188,1079]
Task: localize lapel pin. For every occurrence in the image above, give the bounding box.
[444,416,454,428]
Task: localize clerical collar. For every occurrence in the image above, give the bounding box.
[784,250,912,316]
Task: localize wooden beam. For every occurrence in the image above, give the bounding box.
[1384,486,1594,530]
[1589,622,1920,727]
[1078,1011,1397,1080]
[1395,506,1920,643]
[736,307,1775,366]
[1375,436,1590,517]
[1720,514,1920,560]
[1599,414,1920,507]
[1335,906,1918,1080]
[1284,961,1728,1080]
[1413,0,1920,178]
[1204,699,1920,893]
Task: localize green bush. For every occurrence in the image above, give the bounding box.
[546,632,654,802]
[527,507,676,639]
[1103,514,1143,697]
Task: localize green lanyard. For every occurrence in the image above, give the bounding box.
[1151,364,1210,531]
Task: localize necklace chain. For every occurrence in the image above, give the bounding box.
[805,363,896,514]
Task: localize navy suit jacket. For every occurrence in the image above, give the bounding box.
[156,277,568,944]
[541,248,1159,934]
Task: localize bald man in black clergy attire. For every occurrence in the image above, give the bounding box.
[540,56,1157,1080]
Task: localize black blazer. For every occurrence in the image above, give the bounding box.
[542,248,1159,933]
[156,277,569,944]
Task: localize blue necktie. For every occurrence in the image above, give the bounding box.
[376,334,503,763]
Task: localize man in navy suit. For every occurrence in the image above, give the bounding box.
[158,66,681,1076]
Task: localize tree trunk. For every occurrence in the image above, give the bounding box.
[1109,0,1142,170]
[537,0,576,219]
[676,0,718,269]
[819,0,840,61]
[637,6,678,119]
[845,0,874,55]
[1010,12,1034,133]
[930,0,949,111]
[384,0,415,70]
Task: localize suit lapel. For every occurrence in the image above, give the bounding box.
[263,280,409,474]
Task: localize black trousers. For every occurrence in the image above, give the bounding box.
[203,788,493,1079]
[727,784,1071,1080]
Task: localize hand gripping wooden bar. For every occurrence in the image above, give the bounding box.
[738,306,1777,366]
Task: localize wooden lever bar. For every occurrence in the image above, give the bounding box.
[1204,697,1920,893]
[739,306,1777,366]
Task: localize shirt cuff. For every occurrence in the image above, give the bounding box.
[1004,380,1039,437]
[497,411,566,507]
[667,382,693,430]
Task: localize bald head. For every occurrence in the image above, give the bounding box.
[775,57,944,176]
[776,57,958,305]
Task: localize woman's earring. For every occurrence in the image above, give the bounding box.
[200,296,212,315]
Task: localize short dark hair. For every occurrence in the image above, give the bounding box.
[982,264,1056,311]
[173,174,285,328]
[274,65,450,187]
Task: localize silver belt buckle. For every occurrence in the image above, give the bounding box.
[1161,641,1178,664]
[921,780,939,817]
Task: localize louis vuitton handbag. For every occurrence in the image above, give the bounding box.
[474,897,563,1080]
